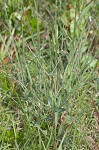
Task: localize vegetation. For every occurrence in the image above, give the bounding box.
[0,0,99,149]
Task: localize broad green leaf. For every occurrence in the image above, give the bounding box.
[70,8,75,20]
[80,2,94,17]
[60,14,69,27]
[30,17,44,31]
[82,54,98,68]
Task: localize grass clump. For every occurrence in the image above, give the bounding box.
[0,0,99,149]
